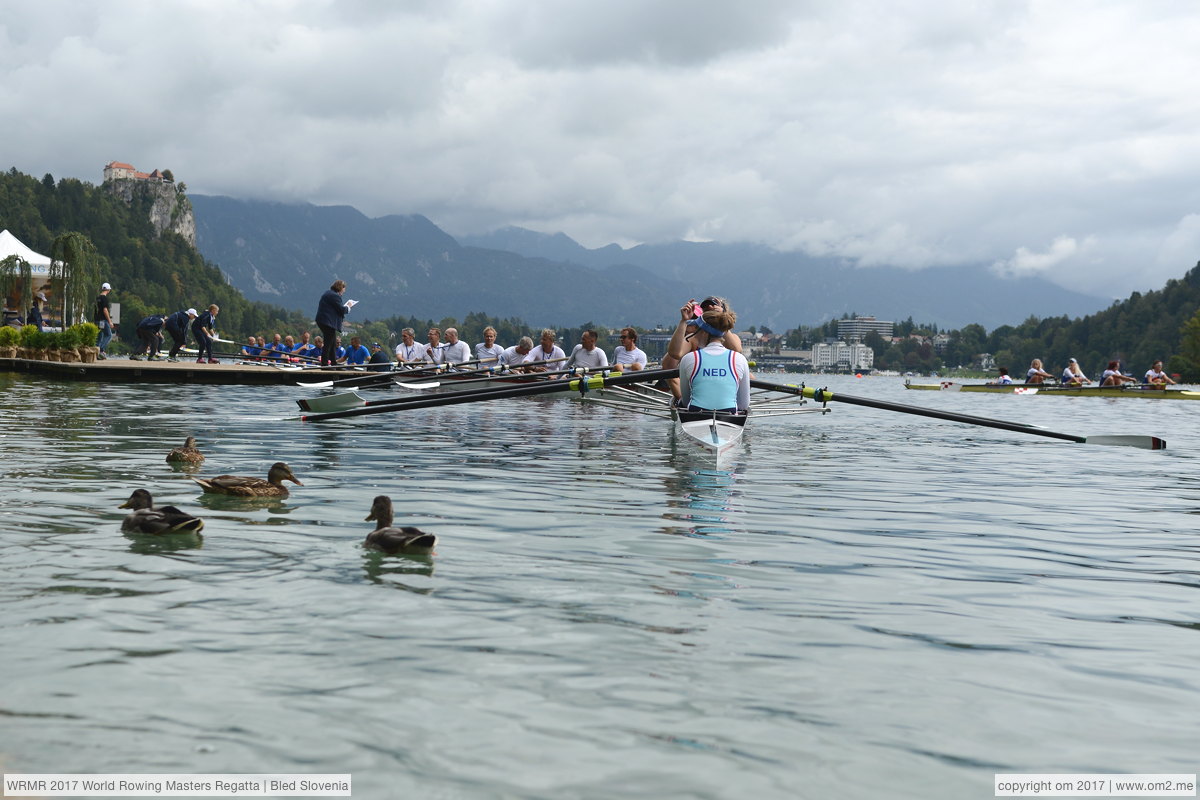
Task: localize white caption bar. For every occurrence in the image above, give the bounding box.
[3,774,351,797]
[996,774,1196,797]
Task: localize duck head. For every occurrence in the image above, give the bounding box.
[120,489,154,510]
[268,462,303,486]
[365,495,394,527]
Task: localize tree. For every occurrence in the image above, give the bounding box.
[49,231,101,326]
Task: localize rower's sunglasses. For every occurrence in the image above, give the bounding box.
[700,297,726,310]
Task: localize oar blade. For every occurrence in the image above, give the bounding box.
[1082,435,1167,450]
[297,391,366,413]
[297,380,335,389]
[394,380,440,390]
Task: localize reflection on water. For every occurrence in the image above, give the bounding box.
[0,375,1197,798]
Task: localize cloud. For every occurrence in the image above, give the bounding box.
[991,235,1095,279]
[5,0,1200,301]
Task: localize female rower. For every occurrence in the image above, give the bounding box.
[1026,358,1054,384]
[677,306,750,414]
[1061,358,1090,386]
[1100,361,1137,386]
[1144,360,1176,385]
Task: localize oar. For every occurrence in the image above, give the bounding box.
[393,365,585,391]
[751,380,1166,450]
[300,368,678,422]
[299,366,599,411]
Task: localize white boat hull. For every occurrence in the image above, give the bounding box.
[672,409,747,460]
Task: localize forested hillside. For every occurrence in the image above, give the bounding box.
[0,168,302,340]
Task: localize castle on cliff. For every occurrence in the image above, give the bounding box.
[103,161,173,183]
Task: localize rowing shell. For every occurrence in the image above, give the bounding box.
[904,381,1200,399]
[672,408,748,459]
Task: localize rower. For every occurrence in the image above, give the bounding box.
[1100,361,1137,386]
[612,327,648,371]
[394,327,426,365]
[1144,360,1176,385]
[345,336,370,366]
[677,306,750,414]
[1062,358,1091,386]
[474,326,505,366]
[565,329,609,371]
[424,327,446,364]
[442,327,472,365]
[664,296,744,398]
[501,337,534,371]
[524,329,566,372]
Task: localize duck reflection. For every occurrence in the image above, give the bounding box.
[361,550,435,590]
[124,530,204,554]
[195,492,292,515]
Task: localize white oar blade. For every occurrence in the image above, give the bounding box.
[297,391,366,413]
[394,380,440,390]
[1082,435,1167,450]
[298,380,335,388]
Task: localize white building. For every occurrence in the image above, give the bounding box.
[811,340,874,371]
[837,316,894,342]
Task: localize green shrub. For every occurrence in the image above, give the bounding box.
[0,326,18,347]
[74,321,99,348]
[25,329,49,350]
[58,327,81,349]
[18,324,37,345]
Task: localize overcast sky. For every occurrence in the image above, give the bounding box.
[4,0,1200,299]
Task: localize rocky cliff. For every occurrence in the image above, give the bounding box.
[105,179,196,246]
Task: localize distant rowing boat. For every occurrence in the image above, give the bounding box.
[904,380,1200,400]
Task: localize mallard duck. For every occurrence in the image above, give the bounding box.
[119,489,205,534]
[364,495,437,555]
[166,436,205,464]
[191,461,302,497]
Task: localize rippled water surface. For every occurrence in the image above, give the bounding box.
[1,373,1197,798]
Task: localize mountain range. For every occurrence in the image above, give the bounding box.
[191,195,1108,330]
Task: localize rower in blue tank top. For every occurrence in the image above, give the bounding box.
[677,307,750,413]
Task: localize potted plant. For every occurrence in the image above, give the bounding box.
[0,325,17,358]
[74,321,100,363]
[16,324,36,359]
[57,327,80,363]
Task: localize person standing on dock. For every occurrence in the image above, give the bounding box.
[131,314,167,360]
[28,292,46,332]
[192,304,219,363]
[164,308,197,362]
[315,280,355,366]
[94,282,115,359]
[677,306,750,413]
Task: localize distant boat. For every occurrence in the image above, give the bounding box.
[904,380,1200,400]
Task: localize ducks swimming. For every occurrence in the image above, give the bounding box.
[166,436,205,464]
[119,489,205,534]
[364,495,437,555]
[191,461,302,497]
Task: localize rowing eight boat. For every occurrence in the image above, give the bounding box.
[904,380,1200,399]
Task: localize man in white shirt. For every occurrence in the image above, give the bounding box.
[565,329,609,370]
[501,337,534,369]
[394,327,426,364]
[524,329,567,372]
[612,327,648,371]
[474,326,505,366]
[424,327,446,364]
[442,327,472,365]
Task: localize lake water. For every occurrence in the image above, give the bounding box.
[0,372,1196,799]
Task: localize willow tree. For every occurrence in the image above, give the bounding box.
[49,231,100,326]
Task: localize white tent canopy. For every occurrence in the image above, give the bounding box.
[0,229,52,269]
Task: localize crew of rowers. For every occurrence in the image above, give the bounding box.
[231,325,653,373]
[1003,357,1177,386]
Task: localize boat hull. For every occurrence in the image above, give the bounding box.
[904,381,1200,400]
[671,408,748,460]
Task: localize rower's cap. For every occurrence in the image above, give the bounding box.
[372,342,381,348]
[101,282,111,290]
[186,308,198,316]
[35,292,46,300]
[1068,357,1077,363]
